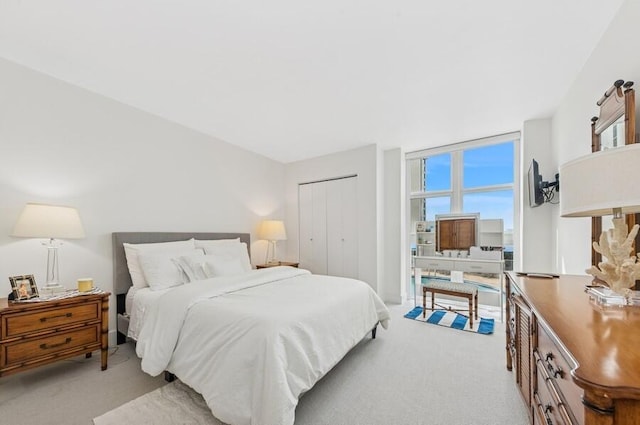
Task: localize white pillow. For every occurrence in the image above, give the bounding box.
[202,254,247,277]
[202,242,251,272]
[172,251,208,282]
[194,238,240,250]
[138,248,204,291]
[138,252,182,291]
[123,239,196,288]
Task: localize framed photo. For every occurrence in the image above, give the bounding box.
[9,275,39,300]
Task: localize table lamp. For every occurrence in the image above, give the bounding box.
[12,203,85,292]
[258,220,287,265]
[560,144,640,297]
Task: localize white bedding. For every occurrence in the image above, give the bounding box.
[136,267,390,425]
[126,286,170,340]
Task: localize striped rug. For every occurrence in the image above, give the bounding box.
[404,306,494,335]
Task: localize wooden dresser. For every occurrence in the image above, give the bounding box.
[0,292,110,377]
[506,272,640,425]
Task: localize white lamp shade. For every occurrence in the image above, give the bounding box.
[12,203,85,239]
[560,144,640,217]
[258,220,287,241]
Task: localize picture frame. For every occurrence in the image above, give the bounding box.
[9,274,39,300]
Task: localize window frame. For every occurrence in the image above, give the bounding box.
[405,131,521,301]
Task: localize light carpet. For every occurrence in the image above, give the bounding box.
[93,379,219,425]
[404,306,495,334]
[89,303,527,425]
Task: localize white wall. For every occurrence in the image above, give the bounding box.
[551,0,640,273]
[284,145,380,293]
[0,58,285,345]
[382,148,404,303]
[521,119,554,272]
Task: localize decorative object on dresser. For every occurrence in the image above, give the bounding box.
[258,219,287,265]
[8,274,39,300]
[11,203,86,293]
[255,261,299,269]
[77,277,94,292]
[0,291,110,377]
[560,143,640,299]
[505,272,640,424]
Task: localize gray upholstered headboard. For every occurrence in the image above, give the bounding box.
[112,232,251,296]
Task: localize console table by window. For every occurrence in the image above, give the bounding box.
[413,256,504,322]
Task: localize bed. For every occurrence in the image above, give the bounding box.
[112,232,390,425]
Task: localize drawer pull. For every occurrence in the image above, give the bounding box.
[544,352,564,379]
[533,391,555,425]
[543,404,555,425]
[40,337,72,350]
[40,312,72,322]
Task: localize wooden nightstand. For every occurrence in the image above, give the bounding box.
[0,292,110,378]
[256,261,299,269]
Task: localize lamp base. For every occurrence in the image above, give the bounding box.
[40,283,66,294]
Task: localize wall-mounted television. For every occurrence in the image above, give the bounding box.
[528,159,544,207]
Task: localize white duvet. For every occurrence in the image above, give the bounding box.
[136,267,390,425]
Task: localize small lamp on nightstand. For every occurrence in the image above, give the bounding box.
[258,220,287,265]
[11,203,85,292]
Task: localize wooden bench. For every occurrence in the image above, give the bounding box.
[422,280,478,328]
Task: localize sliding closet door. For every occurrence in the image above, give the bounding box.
[298,182,328,274]
[326,177,358,279]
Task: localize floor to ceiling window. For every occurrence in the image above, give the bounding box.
[406,132,520,304]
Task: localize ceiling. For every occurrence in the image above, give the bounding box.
[0,1,625,163]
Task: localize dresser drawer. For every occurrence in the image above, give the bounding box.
[534,368,574,425]
[3,302,100,338]
[3,324,100,367]
[536,323,583,424]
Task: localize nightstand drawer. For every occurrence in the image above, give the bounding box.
[3,324,100,366]
[3,302,100,338]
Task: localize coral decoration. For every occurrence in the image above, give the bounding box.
[586,218,640,296]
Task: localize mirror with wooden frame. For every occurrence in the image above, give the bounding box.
[590,79,636,266]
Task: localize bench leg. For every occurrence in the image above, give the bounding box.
[475,292,479,320]
[422,287,427,318]
[468,296,474,328]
